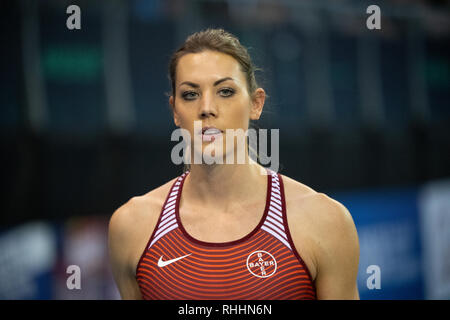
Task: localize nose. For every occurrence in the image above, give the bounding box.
[199,92,217,119]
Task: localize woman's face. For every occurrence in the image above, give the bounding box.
[170,50,265,163]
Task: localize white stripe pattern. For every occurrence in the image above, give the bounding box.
[267,211,283,224]
[160,209,175,222]
[270,201,282,212]
[154,218,177,238]
[266,215,285,231]
[271,196,282,206]
[163,203,175,213]
[167,195,177,203]
[148,172,188,249]
[269,205,282,216]
[158,215,176,229]
[272,192,281,200]
[262,171,292,250]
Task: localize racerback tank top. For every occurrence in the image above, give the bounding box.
[136,170,316,300]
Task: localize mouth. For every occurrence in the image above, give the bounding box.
[201,126,223,142]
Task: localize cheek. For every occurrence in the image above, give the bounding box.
[176,106,195,122]
[231,99,252,124]
[175,112,193,132]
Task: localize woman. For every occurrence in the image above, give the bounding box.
[108,29,360,300]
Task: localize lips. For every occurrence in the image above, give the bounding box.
[203,128,222,135]
[201,126,223,142]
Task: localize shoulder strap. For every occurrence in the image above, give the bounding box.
[148,171,189,249]
[261,171,292,250]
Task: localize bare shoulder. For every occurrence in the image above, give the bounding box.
[280,174,359,282]
[112,177,175,219]
[109,177,176,235]
[281,174,356,234]
[108,177,178,274]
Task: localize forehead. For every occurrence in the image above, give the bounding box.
[176,50,246,85]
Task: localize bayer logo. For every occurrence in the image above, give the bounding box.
[246,250,277,278]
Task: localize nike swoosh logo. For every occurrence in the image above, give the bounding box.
[157,253,192,267]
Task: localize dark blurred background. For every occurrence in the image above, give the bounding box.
[0,0,449,300]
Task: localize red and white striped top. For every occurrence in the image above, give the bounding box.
[136,170,316,300]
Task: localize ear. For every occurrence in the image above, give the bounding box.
[250,88,265,120]
[170,96,181,127]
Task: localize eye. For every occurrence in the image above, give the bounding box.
[181,91,198,101]
[218,87,235,97]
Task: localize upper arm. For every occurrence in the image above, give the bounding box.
[312,194,360,300]
[108,201,143,300]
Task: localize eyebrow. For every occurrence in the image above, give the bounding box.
[179,77,234,88]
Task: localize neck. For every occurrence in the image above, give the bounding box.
[183,160,267,211]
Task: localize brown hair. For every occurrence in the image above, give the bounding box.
[168,28,260,99]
